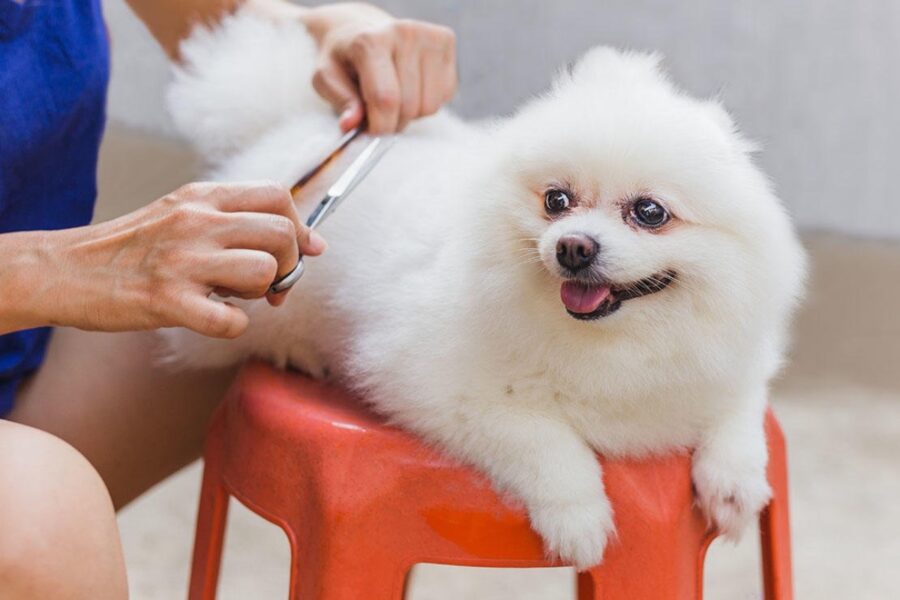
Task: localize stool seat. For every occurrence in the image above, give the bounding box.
[189,361,792,600]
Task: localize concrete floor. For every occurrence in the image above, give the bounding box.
[98,126,900,599]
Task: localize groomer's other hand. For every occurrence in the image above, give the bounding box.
[33,182,325,338]
[301,3,457,134]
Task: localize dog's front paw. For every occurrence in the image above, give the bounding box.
[692,451,771,540]
[529,495,615,570]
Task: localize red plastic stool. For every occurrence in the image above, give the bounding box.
[189,361,793,600]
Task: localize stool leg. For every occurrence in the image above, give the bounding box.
[574,530,711,600]
[287,554,410,600]
[285,524,410,600]
[188,453,230,600]
[760,416,793,600]
[288,561,410,600]
[576,571,599,600]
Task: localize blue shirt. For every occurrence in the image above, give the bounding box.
[0,0,109,416]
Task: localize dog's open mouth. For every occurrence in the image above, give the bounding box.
[560,270,676,320]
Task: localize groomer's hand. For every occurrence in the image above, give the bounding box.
[300,3,457,134]
[11,182,324,338]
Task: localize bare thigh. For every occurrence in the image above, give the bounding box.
[8,327,237,509]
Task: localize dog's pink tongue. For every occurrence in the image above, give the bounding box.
[560,281,611,314]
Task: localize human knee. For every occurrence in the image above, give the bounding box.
[0,422,126,599]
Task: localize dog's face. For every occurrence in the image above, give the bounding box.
[480,48,805,334]
[536,184,678,321]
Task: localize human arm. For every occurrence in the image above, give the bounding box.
[124,0,457,133]
[0,182,325,338]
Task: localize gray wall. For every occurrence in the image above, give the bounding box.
[106,0,900,239]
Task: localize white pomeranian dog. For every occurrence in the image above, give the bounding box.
[164,11,806,569]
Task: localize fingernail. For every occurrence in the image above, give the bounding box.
[308,230,328,253]
[339,104,362,131]
[267,292,287,307]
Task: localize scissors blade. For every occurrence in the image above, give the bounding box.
[269,134,395,294]
[290,126,363,195]
[304,135,395,229]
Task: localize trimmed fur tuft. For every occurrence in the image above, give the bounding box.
[168,10,328,161]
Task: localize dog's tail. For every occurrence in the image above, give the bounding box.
[167,8,328,162]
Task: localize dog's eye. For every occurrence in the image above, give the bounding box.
[631,198,670,228]
[544,189,571,214]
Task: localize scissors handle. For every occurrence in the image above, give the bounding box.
[267,191,333,294]
[269,258,305,294]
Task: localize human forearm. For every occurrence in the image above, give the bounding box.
[0,231,56,334]
[0,182,326,338]
[124,0,375,60]
[0,225,154,335]
[124,0,309,59]
[124,0,239,59]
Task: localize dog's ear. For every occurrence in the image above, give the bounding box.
[559,46,669,92]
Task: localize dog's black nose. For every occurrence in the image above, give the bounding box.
[556,233,599,271]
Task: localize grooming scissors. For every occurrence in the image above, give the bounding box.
[269,127,394,294]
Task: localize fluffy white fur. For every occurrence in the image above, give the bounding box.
[165,11,806,569]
